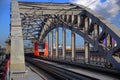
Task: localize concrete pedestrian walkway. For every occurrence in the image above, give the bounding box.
[12,66,43,80]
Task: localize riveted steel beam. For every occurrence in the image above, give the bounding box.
[62,28,66,60]
[50,31,53,57]
[71,32,76,61]
[56,27,59,58]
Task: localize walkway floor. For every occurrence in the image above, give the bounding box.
[12,66,43,80]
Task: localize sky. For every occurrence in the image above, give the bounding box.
[0,0,120,46]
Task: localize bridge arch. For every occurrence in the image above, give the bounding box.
[10,1,120,78]
[11,1,120,70]
[38,6,120,70]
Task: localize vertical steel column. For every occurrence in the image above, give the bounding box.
[50,31,53,58]
[56,27,59,58]
[84,16,89,64]
[48,34,50,57]
[71,14,76,61]
[84,16,89,33]
[47,34,49,57]
[71,14,74,23]
[94,24,99,50]
[71,32,76,61]
[112,38,115,48]
[62,15,65,20]
[84,41,89,63]
[67,15,69,22]
[77,15,80,27]
[64,15,67,22]
[11,0,26,78]
[106,34,112,49]
[94,24,99,39]
[62,28,66,60]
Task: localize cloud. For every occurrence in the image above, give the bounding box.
[70,0,120,19]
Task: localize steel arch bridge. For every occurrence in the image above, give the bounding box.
[10,0,120,78]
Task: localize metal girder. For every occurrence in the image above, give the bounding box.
[21,13,43,40]
[50,31,53,57]
[18,2,82,15]
[16,1,120,70]
[37,5,120,70]
[71,32,76,61]
[19,9,81,15]
[62,28,66,60]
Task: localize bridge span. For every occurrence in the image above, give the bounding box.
[6,0,120,79]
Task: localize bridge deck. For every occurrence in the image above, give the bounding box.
[32,58,119,80]
[12,66,43,80]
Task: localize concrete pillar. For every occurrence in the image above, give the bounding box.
[85,41,89,64]
[62,28,66,60]
[50,31,53,58]
[10,0,26,78]
[56,28,59,58]
[71,32,76,61]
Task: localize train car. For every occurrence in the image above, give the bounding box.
[34,41,48,57]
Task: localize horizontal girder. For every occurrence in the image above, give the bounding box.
[19,2,82,15]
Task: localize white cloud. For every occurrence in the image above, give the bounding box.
[70,0,120,19]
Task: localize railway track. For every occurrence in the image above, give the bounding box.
[26,57,98,80]
[26,57,120,80]
[26,62,56,80]
[38,56,120,76]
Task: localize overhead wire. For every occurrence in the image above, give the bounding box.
[86,1,97,7]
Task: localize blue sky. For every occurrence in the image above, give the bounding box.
[0,0,10,46]
[0,0,120,46]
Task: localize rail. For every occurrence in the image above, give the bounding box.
[26,57,120,80]
[26,57,98,80]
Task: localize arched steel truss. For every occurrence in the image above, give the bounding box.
[11,0,120,74]
[19,2,120,70]
[38,13,120,70]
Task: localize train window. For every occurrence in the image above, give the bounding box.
[38,43,45,49]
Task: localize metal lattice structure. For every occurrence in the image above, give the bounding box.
[10,0,120,78]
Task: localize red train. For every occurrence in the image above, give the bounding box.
[34,41,48,57]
